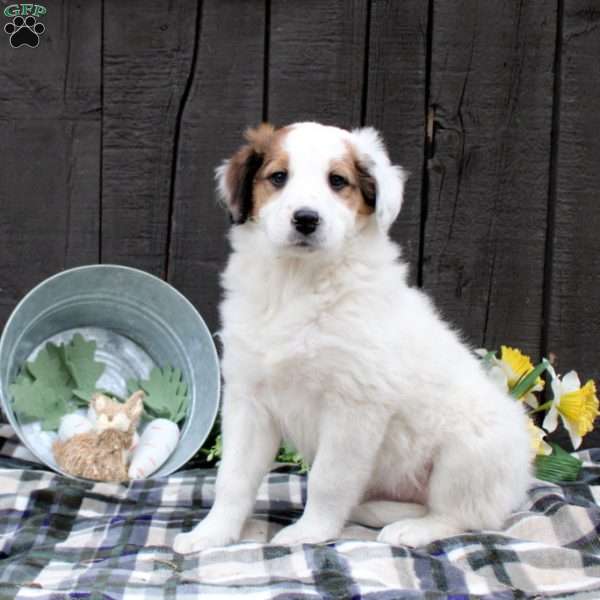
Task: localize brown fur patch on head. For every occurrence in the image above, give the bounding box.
[330,143,377,216]
[220,123,290,223]
[250,128,290,217]
[244,122,276,153]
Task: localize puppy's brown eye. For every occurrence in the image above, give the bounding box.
[269,171,288,188]
[329,173,348,191]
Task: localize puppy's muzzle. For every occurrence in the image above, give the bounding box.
[292,208,320,235]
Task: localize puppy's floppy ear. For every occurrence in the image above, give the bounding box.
[350,127,408,231]
[216,123,276,224]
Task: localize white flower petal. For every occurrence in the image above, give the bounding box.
[540,439,553,456]
[543,406,559,433]
[550,377,562,403]
[562,370,581,394]
[523,392,539,409]
[561,415,582,450]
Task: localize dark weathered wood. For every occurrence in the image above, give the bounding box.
[0,0,101,326]
[365,0,429,283]
[545,0,600,449]
[101,0,197,277]
[422,0,556,357]
[546,0,600,383]
[1,1,600,457]
[268,0,367,129]
[167,0,266,332]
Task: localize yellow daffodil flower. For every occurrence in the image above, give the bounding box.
[478,346,543,407]
[542,367,599,449]
[500,346,544,389]
[527,418,552,457]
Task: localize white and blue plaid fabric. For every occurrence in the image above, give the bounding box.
[1,424,600,599]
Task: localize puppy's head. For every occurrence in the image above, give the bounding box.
[216,122,406,253]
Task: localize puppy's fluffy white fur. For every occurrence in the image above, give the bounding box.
[173,122,531,553]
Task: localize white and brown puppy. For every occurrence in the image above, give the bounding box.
[173,122,531,553]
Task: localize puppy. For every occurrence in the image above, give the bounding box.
[173,122,531,553]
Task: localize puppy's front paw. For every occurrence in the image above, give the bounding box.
[173,522,238,554]
[270,521,338,546]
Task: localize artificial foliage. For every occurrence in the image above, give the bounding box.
[128,366,189,424]
[11,378,67,431]
[64,334,106,405]
[26,341,73,403]
[10,335,106,430]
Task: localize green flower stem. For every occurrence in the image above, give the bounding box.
[531,400,553,414]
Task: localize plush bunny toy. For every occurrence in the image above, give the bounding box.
[52,391,144,481]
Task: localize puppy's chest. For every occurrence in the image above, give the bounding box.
[231,281,345,370]
[242,307,331,391]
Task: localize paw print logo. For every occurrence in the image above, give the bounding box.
[4,15,45,48]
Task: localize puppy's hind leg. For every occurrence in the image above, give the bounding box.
[350,501,426,528]
[376,447,469,547]
[377,436,529,547]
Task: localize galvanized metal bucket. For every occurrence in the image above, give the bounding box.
[0,264,220,478]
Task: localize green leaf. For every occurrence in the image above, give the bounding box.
[10,378,68,431]
[14,370,34,386]
[276,442,310,473]
[25,342,73,403]
[535,443,582,483]
[63,334,104,405]
[72,388,93,403]
[11,334,106,428]
[127,378,140,396]
[510,359,549,399]
[203,434,222,462]
[137,366,189,424]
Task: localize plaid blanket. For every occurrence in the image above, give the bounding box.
[1,425,600,599]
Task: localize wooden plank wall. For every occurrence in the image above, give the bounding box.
[1,0,599,446]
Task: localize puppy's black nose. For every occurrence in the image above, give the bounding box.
[292,208,320,235]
